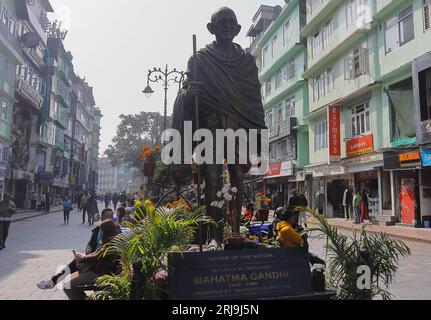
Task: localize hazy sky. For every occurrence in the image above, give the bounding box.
[49,0,283,155]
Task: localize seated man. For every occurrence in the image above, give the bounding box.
[276,210,303,248]
[36,209,115,290]
[63,220,121,300]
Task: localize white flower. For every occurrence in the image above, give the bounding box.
[221,187,228,194]
[224,193,233,201]
[217,191,222,198]
[231,187,238,193]
[210,201,218,207]
[200,195,205,200]
[217,201,225,208]
[223,184,230,190]
[200,182,205,190]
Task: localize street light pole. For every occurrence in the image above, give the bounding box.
[143,65,185,132]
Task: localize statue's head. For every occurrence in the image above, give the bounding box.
[207,7,241,42]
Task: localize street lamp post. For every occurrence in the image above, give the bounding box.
[142,65,185,132]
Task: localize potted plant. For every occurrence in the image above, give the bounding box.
[140,146,161,177]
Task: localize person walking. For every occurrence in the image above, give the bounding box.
[353,190,362,224]
[81,193,89,224]
[63,195,73,225]
[343,186,353,221]
[45,192,51,212]
[288,189,308,228]
[112,192,119,211]
[0,194,17,250]
[104,192,111,209]
[360,190,371,223]
[314,187,325,216]
[87,194,99,226]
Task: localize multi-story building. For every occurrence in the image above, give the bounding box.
[248,1,309,205]
[97,157,129,194]
[89,107,102,191]
[0,0,102,206]
[299,0,431,226]
[6,0,53,208]
[0,0,25,200]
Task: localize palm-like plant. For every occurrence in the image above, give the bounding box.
[90,203,214,300]
[307,209,411,300]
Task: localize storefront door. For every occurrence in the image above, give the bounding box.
[400,178,415,225]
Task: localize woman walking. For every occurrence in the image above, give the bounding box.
[80,192,89,224]
[63,196,72,225]
[360,190,371,223]
[87,193,99,226]
[353,191,362,224]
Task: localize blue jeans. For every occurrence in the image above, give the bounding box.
[354,207,360,224]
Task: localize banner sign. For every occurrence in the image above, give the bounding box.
[168,248,313,300]
[421,149,431,167]
[328,106,341,162]
[346,134,374,158]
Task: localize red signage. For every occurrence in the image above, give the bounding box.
[346,134,374,157]
[266,163,282,177]
[329,106,341,161]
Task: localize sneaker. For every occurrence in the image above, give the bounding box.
[37,279,55,290]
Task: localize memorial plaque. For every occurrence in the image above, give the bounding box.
[168,247,313,300]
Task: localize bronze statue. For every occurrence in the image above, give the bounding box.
[172,7,266,249]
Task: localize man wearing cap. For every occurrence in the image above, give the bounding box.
[0,194,17,249]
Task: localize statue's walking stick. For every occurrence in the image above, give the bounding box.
[193,35,203,252]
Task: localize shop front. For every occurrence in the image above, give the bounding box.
[306,163,352,218]
[264,161,294,208]
[343,134,383,219]
[384,149,422,226]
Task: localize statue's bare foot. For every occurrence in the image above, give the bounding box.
[206,239,222,252]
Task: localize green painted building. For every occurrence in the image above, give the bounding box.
[300,0,431,225]
[248,0,309,204]
[0,0,24,194]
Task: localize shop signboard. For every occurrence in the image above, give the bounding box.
[328,106,341,162]
[384,150,422,169]
[421,149,431,167]
[399,151,422,168]
[266,163,282,177]
[266,161,293,178]
[346,134,374,158]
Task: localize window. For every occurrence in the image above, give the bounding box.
[263,46,269,68]
[385,6,414,54]
[351,103,370,136]
[284,59,295,80]
[275,70,282,90]
[312,31,322,57]
[286,96,296,117]
[271,34,278,58]
[311,0,323,14]
[1,99,8,121]
[283,20,291,46]
[325,67,335,94]
[345,43,369,79]
[314,120,328,151]
[424,0,431,30]
[265,80,272,97]
[313,68,335,101]
[323,18,334,48]
[275,105,283,123]
[346,0,368,28]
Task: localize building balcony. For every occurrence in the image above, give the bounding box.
[301,0,344,37]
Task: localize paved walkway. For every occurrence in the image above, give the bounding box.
[0,209,95,300]
[309,217,431,243]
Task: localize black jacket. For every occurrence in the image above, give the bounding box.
[85,226,100,255]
